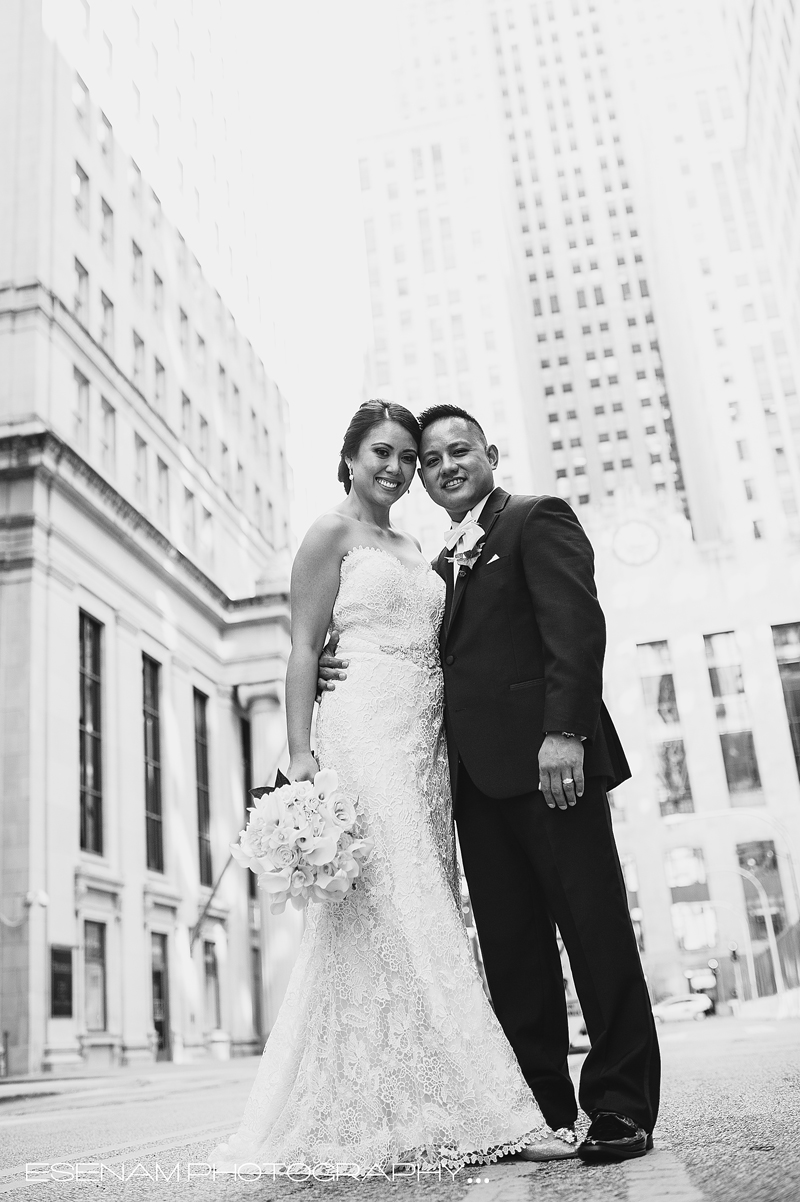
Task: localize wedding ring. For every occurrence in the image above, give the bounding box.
[562,777,574,786]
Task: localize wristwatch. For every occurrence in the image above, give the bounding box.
[557,731,587,742]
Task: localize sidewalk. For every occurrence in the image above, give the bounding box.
[735,985,800,1019]
[0,1055,260,1105]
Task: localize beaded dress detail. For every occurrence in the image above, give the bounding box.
[209,546,544,1172]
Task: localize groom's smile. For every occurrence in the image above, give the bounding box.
[418,416,499,521]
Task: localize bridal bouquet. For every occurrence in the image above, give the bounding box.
[230,768,373,914]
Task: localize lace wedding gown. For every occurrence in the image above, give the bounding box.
[209,546,544,1171]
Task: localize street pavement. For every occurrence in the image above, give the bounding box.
[0,1017,797,1202]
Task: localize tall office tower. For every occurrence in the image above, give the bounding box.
[357,0,800,1004]
[485,0,692,531]
[722,0,800,476]
[0,0,295,1074]
[357,0,544,555]
[358,0,688,551]
[594,0,800,1000]
[605,0,800,547]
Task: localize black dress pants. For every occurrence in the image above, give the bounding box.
[456,765,660,1133]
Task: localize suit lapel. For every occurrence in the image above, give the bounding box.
[445,487,509,642]
[435,547,454,650]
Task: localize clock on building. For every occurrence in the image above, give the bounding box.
[612,520,660,566]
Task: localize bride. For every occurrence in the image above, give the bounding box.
[209,401,545,1173]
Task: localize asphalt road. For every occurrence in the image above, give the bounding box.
[0,1017,797,1202]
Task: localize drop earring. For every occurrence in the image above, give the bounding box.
[348,465,354,481]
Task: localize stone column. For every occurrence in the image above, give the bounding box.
[237,683,303,1033]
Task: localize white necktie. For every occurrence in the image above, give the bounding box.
[444,514,484,554]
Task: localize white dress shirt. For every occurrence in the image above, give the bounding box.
[448,491,493,582]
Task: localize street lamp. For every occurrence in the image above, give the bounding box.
[0,891,49,928]
[713,867,786,995]
[702,899,757,1000]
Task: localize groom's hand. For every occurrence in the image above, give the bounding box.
[317,628,348,696]
[538,734,585,811]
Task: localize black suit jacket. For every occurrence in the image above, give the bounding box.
[435,487,630,800]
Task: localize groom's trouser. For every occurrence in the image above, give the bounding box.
[456,765,660,1134]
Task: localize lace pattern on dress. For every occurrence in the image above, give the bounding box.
[208,546,544,1173]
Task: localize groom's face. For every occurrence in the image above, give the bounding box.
[418,417,498,520]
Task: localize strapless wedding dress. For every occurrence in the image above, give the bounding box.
[209,546,543,1172]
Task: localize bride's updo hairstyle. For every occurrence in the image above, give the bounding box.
[337,400,421,494]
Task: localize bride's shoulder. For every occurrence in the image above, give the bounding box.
[296,512,353,565]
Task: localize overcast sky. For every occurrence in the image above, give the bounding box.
[240,0,394,540]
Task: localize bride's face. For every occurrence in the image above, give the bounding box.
[348,420,418,508]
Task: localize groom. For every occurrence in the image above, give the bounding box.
[321,405,660,1163]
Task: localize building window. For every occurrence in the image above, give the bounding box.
[704,632,761,799]
[250,946,263,1036]
[73,258,88,321]
[100,198,114,257]
[773,623,800,780]
[100,293,114,354]
[665,846,709,898]
[637,641,693,816]
[74,73,89,130]
[152,271,163,321]
[221,443,230,492]
[199,417,209,466]
[203,940,221,1029]
[133,331,144,386]
[132,241,143,298]
[179,308,189,353]
[157,459,169,528]
[181,393,192,447]
[195,691,212,886]
[669,902,717,951]
[201,507,213,567]
[154,358,165,410]
[594,286,605,304]
[73,162,89,225]
[183,487,196,550]
[143,655,164,873]
[79,613,103,854]
[74,367,90,448]
[196,333,206,378]
[151,932,170,1058]
[84,921,107,1031]
[254,483,263,533]
[737,841,786,941]
[240,717,256,900]
[50,947,73,1018]
[100,399,115,475]
[218,363,227,407]
[98,112,112,165]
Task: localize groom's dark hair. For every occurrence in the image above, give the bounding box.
[417,404,488,446]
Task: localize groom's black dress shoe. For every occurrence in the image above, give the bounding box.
[577,1111,653,1162]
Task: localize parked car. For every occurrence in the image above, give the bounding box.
[567,998,591,1051]
[652,993,714,1023]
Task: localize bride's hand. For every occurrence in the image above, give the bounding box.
[288,752,319,783]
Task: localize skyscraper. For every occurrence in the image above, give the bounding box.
[0,0,295,1073]
[722,0,800,482]
[355,0,800,1002]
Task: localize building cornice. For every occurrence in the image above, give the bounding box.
[0,428,290,627]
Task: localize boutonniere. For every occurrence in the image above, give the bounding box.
[446,538,486,570]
